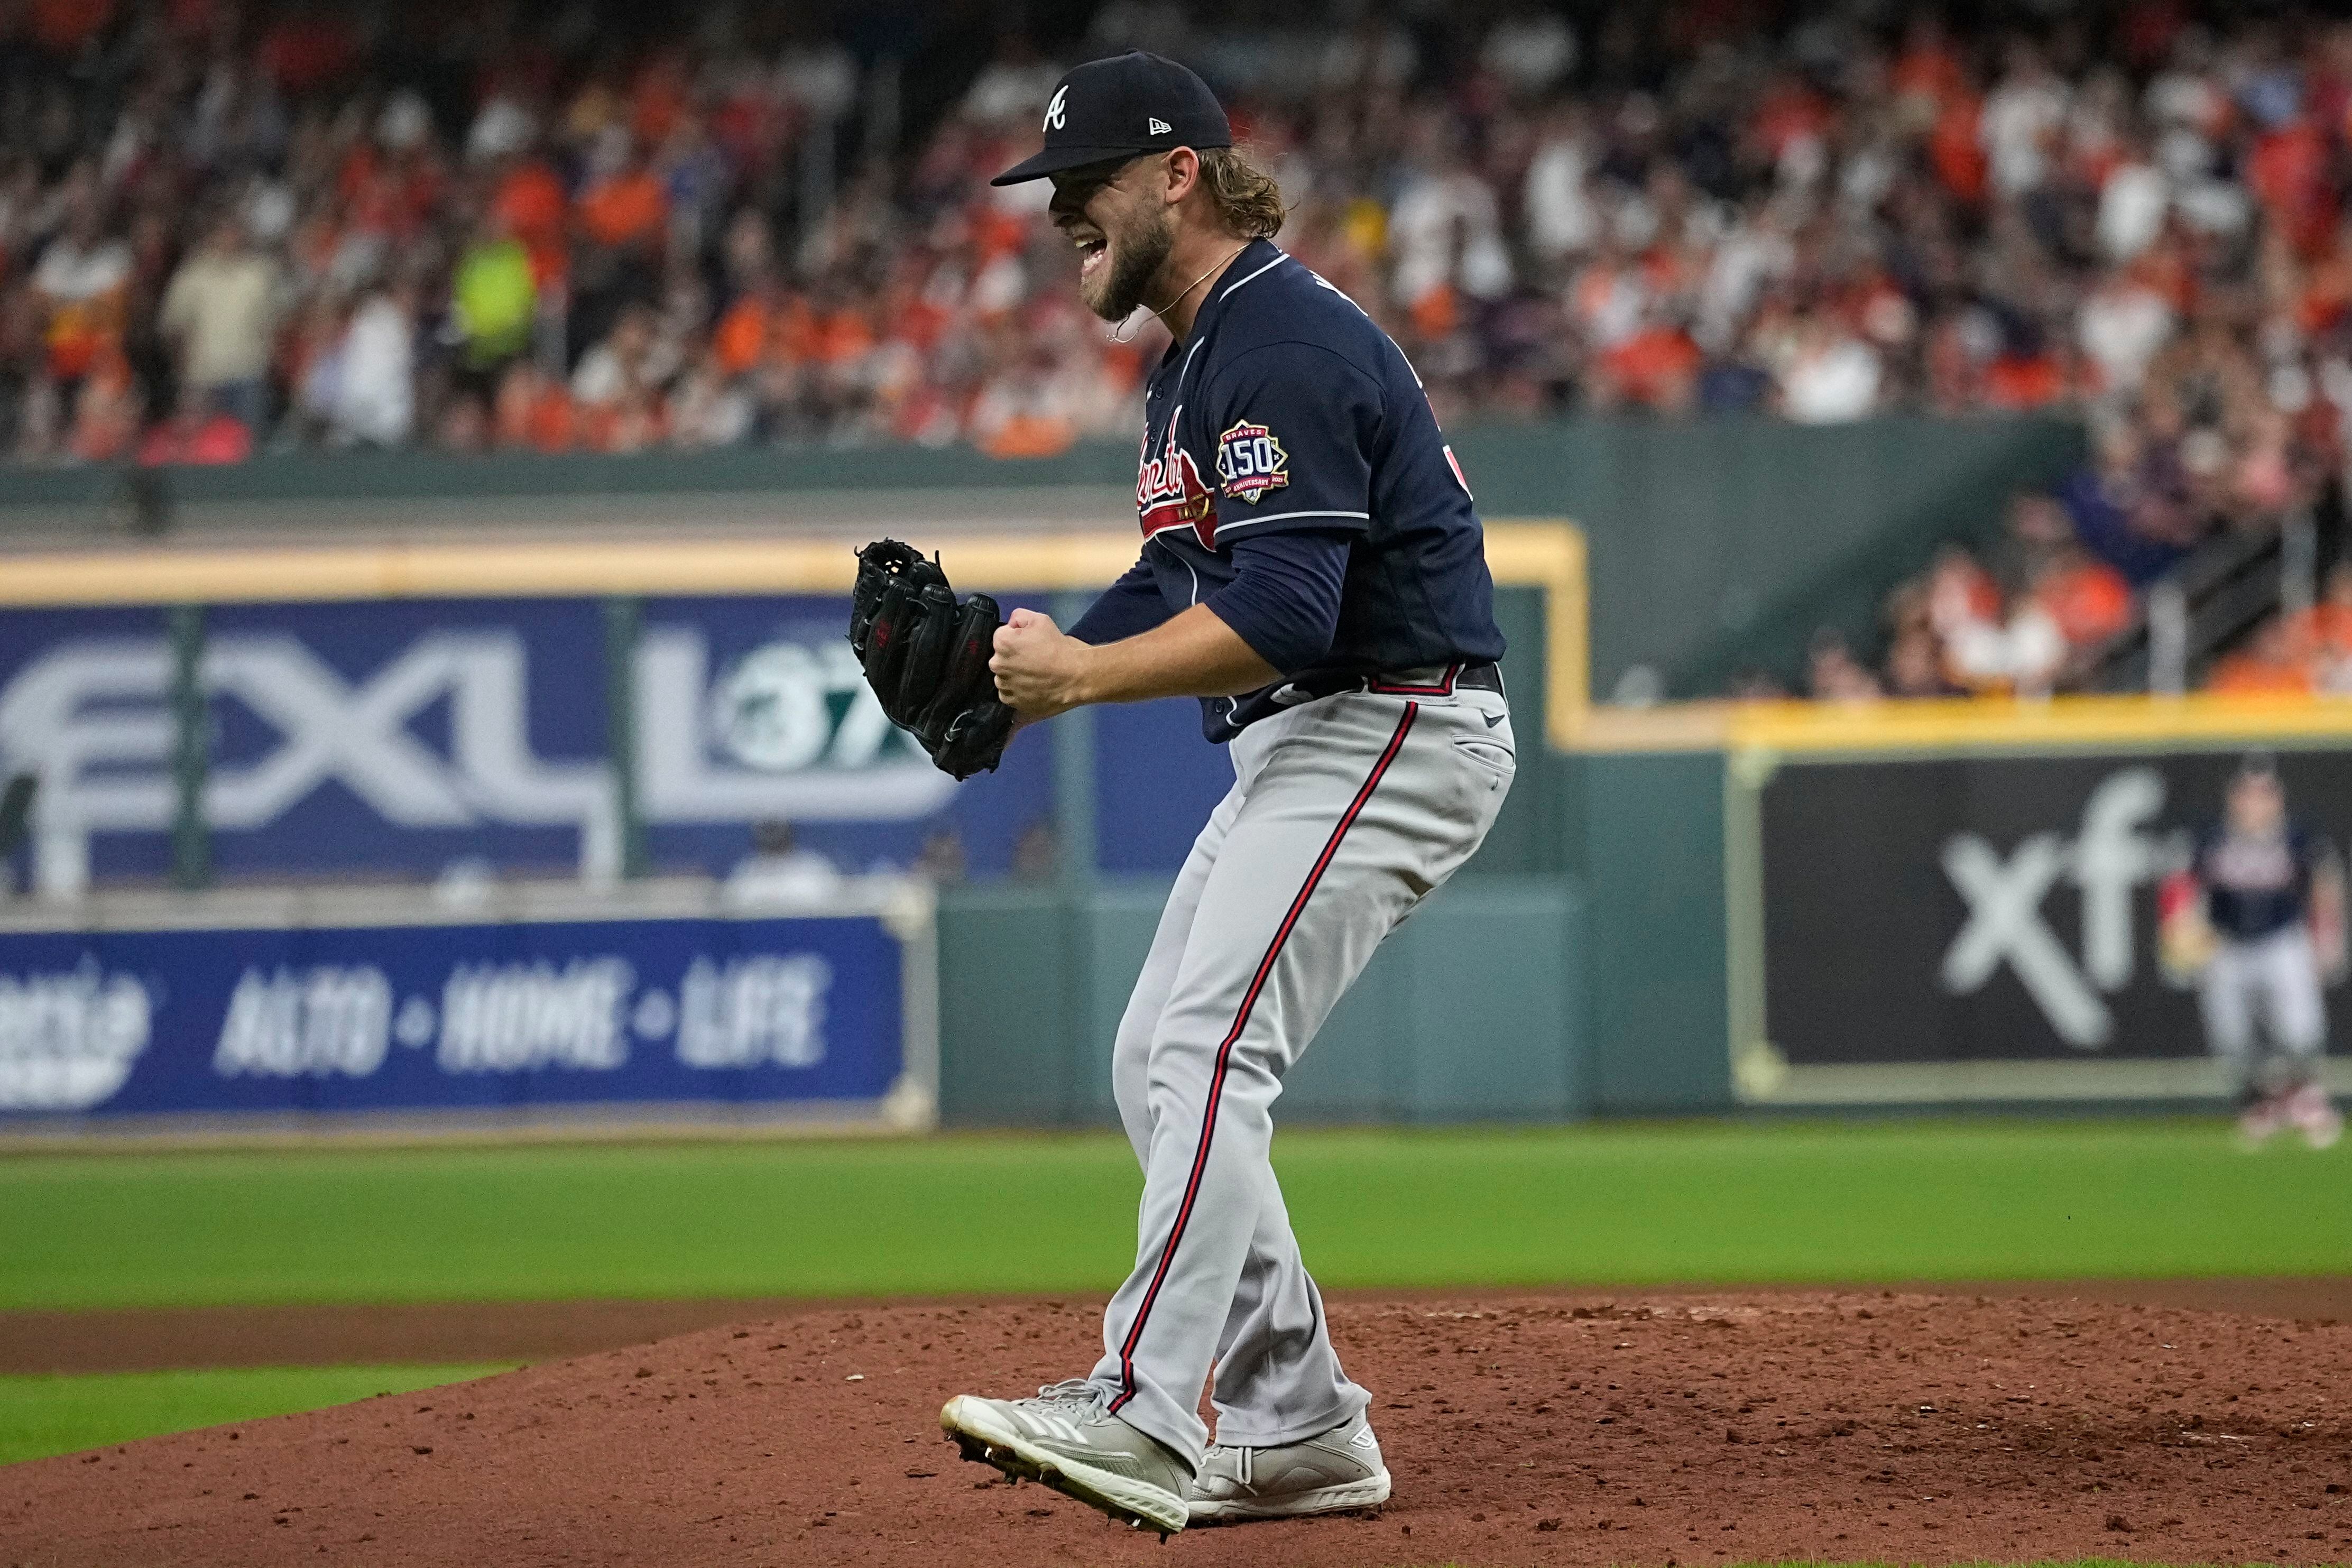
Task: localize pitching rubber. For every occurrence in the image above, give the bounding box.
[938,1395,1189,1537]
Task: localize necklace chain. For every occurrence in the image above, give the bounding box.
[1110,244,1248,344]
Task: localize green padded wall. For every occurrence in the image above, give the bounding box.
[936,878,1586,1128]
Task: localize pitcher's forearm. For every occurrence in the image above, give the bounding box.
[1073,604,1279,705]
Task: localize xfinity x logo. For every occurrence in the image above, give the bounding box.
[1939,768,2170,1047]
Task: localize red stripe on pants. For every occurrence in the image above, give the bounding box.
[1108,703,1420,1415]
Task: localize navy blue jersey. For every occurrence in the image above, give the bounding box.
[1081,238,1505,743]
[2197,820,2328,940]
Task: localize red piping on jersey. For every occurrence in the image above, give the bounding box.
[1108,702,1420,1418]
[1367,663,1460,697]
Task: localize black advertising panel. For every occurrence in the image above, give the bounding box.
[1750,746,2352,1101]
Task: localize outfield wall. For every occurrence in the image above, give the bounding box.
[1578,702,2352,1120]
[0,413,2082,702]
[937,878,1585,1128]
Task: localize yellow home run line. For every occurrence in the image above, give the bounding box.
[0,522,1592,750]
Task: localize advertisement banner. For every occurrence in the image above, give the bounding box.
[0,596,1077,891]
[0,881,934,1132]
[1741,745,2352,1103]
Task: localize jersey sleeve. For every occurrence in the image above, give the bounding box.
[1067,555,1175,646]
[1199,342,1380,543]
[1203,529,1351,674]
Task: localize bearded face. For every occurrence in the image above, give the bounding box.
[1083,200,1174,322]
[1054,159,1176,324]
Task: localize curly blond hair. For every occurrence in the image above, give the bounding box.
[1198,145,1286,239]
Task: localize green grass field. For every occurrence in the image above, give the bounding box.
[0,1364,512,1466]
[1,1119,2344,1313]
[3,1118,2346,1485]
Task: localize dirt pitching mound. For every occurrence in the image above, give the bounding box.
[5,1293,2349,1566]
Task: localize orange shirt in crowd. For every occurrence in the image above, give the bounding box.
[578,169,667,250]
[1929,95,1988,203]
[2247,117,2337,254]
[1408,281,1459,341]
[494,370,577,452]
[137,411,254,466]
[808,308,874,367]
[2285,602,2352,661]
[578,397,667,454]
[493,161,571,288]
[712,295,771,375]
[338,145,442,242]
[1982,352,2066,409]
[2036,560,2134,647]
[2208,650,2317,694]
[1603,326,1703,408]
[981,411,1077,459]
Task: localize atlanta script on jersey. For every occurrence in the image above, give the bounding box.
[1121,238,1506,741]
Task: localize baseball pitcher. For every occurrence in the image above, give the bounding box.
[846,52,1514,1538]
[2160,754,2344,1148]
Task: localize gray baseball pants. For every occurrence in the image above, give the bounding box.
[1084,678,1515,1465]
[2200,924,2328,1093]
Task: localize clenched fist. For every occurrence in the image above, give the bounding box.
[990,608,1097,721]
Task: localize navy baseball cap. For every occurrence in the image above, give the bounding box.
[990,51,1232,186]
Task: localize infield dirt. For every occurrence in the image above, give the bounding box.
[6,1292,2349,1567]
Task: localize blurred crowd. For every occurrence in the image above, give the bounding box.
[1755,490,2144,700]
[11,0,2352,473]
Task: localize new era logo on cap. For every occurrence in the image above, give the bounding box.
[1149,117,1171,134]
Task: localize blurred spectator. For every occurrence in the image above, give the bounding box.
[1884,625,1960,698]
[322,282,417,449]
[137,385,254,466]
[727,818,841,904]
[29,196,130,419]
[2289,561,2352,689]
[1805,629,1884,702]
[913,827,969,884]
[450,214,537,396]
[159,214,283,437]
[2209,613,2318,694]
[1012,818,1059,883]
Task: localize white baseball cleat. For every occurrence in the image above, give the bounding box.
[940,1379,1191,1538]
[2285,1083,2344,1150]
[2238,1094,2285,1149]
[1187,1410,1392,1524]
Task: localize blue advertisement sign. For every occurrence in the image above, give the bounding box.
[0,888,929,1127]
[0,593,1240,893]
[0,596,1073,891]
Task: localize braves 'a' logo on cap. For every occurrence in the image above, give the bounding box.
[1044,86,1068,132]
[1216,420,1289,503]
[1149,117,1171,134]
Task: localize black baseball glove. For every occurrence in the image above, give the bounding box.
[848,539,1017,781]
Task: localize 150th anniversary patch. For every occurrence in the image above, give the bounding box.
[1216,420,1289,503]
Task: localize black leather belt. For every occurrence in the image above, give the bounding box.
[1364,661,1504,697]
